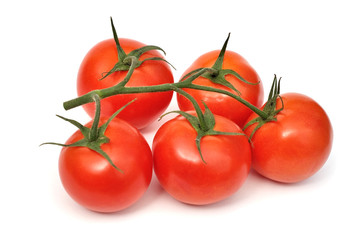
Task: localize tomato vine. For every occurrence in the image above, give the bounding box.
[58,18,278,164]
[63,19,268,120]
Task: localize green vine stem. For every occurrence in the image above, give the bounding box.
[172,86,207,131]
[47,19,286,168]
[63,65,268,120]
[63,81,268,120]
[63,22,269,121]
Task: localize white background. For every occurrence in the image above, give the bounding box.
[1,0,360,239]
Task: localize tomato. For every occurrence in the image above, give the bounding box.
[177,50,264,127]
[244,93,333,183]
[77,38,174,129]
[58,117,153,212]
[152,112,252,205]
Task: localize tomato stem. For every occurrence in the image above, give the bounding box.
[89,94,101,141]
[172,87,207,131]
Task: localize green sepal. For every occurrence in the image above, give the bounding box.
[100,62,129,80]
[159,110,200,130]
[88,143,123,173]
[243,75,284,140]
[221,69,259,86]
[128,45,166,58]
[138,57,176,70]
[110,17,126,60]
[179,67,211,83]
[212,33,230,70]
[98,98,136,135]
[55,115,87,136]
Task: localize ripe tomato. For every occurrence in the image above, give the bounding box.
[244,93,333,183]
[77,38,174,129]
[177,50,264,127]
[59,117,153,212]
[152,113,252,205]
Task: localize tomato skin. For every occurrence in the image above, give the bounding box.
[77,38,174,129]
[152,113,252,205]
[58,118,153,213]
[177,50,264,127]
[244,93,333,183]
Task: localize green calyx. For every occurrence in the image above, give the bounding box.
[181,33,258,95]
[41,94,136,173]
[100,17,175,82]
[161,87,246,164]
[243,75,284,140]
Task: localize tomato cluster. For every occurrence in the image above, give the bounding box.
[44,18,333,213]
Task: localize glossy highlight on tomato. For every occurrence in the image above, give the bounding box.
[152,113,252,205]
[59,117,153,212]
[177,50,264,127]
[77,38,174,129]
[244,93,333,183]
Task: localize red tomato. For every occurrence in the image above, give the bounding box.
[244,93,333,183]
[77,38,174,129]
[59,117,153,212]
[152,113,252,205]
[177,50,264,127]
